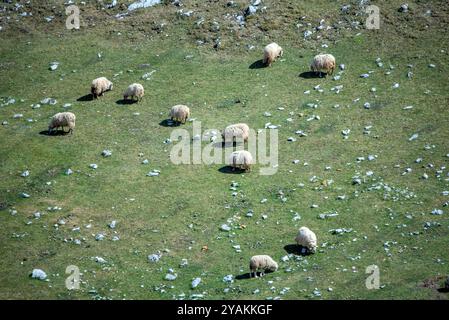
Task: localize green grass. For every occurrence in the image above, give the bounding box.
[0,0,448,300]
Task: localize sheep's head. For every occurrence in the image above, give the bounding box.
[279,48,284,57]
[108,82,114,91]
[270,261,279,271]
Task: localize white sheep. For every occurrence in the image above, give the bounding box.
[263,42,283,67]
[249,255,278,278]
[48,112,76,134]
[229,150,253,172]
[123,83,145,102]
[295,226,318,253]
[310,54,336,77]
[169,105,190,124]
[91,77,113,99]
[222,123,250,143]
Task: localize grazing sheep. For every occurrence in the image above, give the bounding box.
[169,105,190,124]
[91,77,113,99]
[222,123,250,143]
[124,83,145,102]
[48,112,76,134]
[310,54,336,77]
[295,226,318,253]
[263,42,283,67]
[229,150,253,172]
[249,255,278,278]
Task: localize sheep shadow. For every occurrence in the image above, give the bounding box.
[236,270,276,280]
[249,59,266,69]
[236,273,252,280]
[284,244,313,256]
[218,166,246,174]
[214,141,244,149]
[159,119,182,127]
[437,288,449,293]
[116,99,138,105]
[299,71,325,79]
[77,94,94,102]
[39,130,70,136]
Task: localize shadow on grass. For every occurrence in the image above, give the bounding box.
[116,99,138,105]
[218,166,245,174]
[159,119,182,127]
[299,71,325,79]
[437,288,449,293]
[284,244,313,256]
[249,59,266,69]
[236,270,275,280]
[39,130,70,136]
[77,94,94,102]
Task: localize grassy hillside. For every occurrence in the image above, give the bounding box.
[0,0,448,299]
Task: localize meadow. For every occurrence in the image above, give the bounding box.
[0,0,448,299]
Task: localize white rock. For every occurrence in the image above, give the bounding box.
[220,224,231,232]
[102,150,112,157]
[431,209,443,215]
[148,254,161,262]
[223,275,234,283]
[94,256,107,264]
[165,273,177,281]
[49,62,59,71]
[95,233,105,241]
[128,0,161,11]
[31,269,47,280]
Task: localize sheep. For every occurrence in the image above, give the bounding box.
[263,42,283,67]
[229,150,253,172]
[310,54,336,77]
[169,105,190,124]
[123,83,145,102]
[249,255,278,278]
[48,112,76,134]
[295,226,318,253]
[222,123,250,143]
[91,77,113,99]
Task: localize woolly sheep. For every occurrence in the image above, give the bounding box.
[310,54,336,77]
[124,83,145,102]
[249,255,278,278]
[169,105,190,124]
[229,150,253,172]
[91,77,113,99]
[263,42,283,67]
[222,123,250,143]
[295,226,318,253]
[48,112,76,134]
